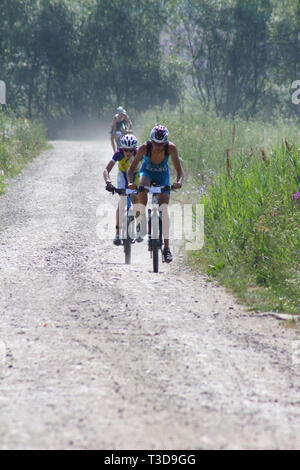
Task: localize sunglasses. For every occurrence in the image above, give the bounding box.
[123,148,135,153]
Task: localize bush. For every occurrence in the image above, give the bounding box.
[0,111,48,194]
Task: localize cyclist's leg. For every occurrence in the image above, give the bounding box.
[134,174,150,239]
[114,204,121,245]
[113,172,127,245]
[137,174,149,205]
[158,173,172,262]
[113,134,118,152]
[110,127,116,152]
[158,192,170,248]
[116,198,127,233]
[117,171,128,229]
[117,194,127,231]
[130,193,138,205]
[131,172,139,205]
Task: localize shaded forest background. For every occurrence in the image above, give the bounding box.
[1,0,300,135]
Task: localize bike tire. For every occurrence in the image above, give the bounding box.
[124,212,135,265]
[152,239,159,273]
[124,238,131,265]
[150,207,160,273]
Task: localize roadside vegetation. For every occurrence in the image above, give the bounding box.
[136,104,300,315]
[0,110,48,195]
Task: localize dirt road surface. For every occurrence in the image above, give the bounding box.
[0,140,299,450]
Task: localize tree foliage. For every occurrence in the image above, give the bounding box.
[1,0,300,125]
[0,0,182,127]
[168,0,300,119]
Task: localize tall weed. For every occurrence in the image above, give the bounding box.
[136,103,300,180]
[136,104,300,313]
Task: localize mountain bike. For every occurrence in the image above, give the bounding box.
[109,186,136,264]
[138,184,174,273]
[107,184,176,271]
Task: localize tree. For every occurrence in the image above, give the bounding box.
[168,0,273,118]
[0,0,183,123]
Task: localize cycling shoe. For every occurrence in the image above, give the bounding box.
[162,247,173,263]
[113,234,122,246]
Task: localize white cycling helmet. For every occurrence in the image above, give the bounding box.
[150,125,169,143]
[117,106,126,114]
[121,134,138,149]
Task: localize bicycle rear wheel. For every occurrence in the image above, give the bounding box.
[123,212,134,265]
[152,239,159,273]
[151,208,161,273]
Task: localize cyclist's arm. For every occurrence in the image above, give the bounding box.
[125,115,133,130]
[128,144,145,184]
[112,117,117,134]
[169,143,184,187]
[103,160,115,183]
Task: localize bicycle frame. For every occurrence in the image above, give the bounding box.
[138,185,170,272]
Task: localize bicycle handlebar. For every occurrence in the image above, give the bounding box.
[137,185,173,193]
[113,187,135,195]
[106,184,178,195]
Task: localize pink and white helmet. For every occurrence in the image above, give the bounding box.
[121,134,138,149]
[150,125,169,143]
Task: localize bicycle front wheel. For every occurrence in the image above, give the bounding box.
[151,207,161,273]
[123,212,134,265]
[152,239,160,272]
[124,238,131,265]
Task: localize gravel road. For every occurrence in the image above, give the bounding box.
[0,140,299,450]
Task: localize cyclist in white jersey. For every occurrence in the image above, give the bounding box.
[110,107,133,151]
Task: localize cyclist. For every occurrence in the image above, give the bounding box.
[127,125,184,263]
[110,106,133,152]
[104,134,140,246]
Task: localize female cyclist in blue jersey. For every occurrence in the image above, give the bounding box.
[127,125,184,263]
[104,134,140,245]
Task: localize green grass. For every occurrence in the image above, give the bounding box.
[135,101,300,176]
[0,111,49,195]
[190,144,300,314]
[136,103,300,314]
